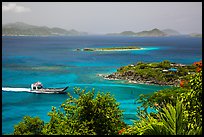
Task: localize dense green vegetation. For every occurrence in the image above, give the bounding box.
[13,88,125,135]
[115,60,197,85]
[13,116,44,135]
[12,61,202,135]
[82,46,141,51]
[121,70,202,135]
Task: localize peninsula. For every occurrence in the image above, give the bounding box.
[79,46,142,51]
[99,60,197,86]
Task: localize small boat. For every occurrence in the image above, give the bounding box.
[30,81,68,94]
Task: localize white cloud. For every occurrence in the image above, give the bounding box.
[2,3,31,13]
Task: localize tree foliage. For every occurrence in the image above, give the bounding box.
[180,71,202,129]
[12,64,202,135]
[43,88,125,135]
[116,60,197,86]
[122,99,202,135]
[13,116,44,135]
[121,70,202,135]
[136,87,188,114]
[13,88,125,135]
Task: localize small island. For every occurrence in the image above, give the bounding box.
[99,60,198,86]
[78,46,143,51]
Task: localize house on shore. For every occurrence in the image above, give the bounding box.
[170,63,186,67]
[168,68,178,72]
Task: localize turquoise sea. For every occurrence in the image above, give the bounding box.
[2,35,202,134]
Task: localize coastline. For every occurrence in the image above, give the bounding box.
[96,60,198,87]
[80,46,144,52]
[97,73,180,87]
[93,48,144,51]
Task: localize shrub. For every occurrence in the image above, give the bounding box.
[42,88,126,135]
[13,88,126,135]
[13,116,44,135]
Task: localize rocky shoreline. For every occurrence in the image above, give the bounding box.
[98,71,180,86]
[97,60,197,87]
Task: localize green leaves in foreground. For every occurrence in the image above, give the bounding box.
[13,116,44,135]
[13,71,202,135]
[181,71,202,129]
[13,88,125,135]
[122,99,202,135]
[43,88,125,135]
[160,99,202,135]
[159,99,186,135]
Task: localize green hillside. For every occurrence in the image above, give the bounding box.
[2,22,88,36]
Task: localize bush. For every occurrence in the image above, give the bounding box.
[42,88,125,135]
[14,88,126,135]
[127,71,202,135]
[13,116,44,135]
[122,99,202,135]
[180,71,202,128]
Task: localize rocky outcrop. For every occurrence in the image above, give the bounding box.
[100,71,180,86]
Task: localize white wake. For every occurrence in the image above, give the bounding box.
[2,87,65,94]
[2,87,31,92]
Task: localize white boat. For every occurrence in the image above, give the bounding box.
[30,81,68,94]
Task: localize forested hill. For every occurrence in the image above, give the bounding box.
[106,28,180,37]
[2,22,88,36]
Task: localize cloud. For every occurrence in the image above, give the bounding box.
[2,3,31,13]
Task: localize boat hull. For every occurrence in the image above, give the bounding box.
[30,86,68,94]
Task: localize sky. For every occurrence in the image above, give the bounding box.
[2,2,202,34]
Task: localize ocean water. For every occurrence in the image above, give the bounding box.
[2,35,202,134]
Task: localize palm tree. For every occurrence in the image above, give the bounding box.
[159,99,186,135]
[143,99,202,135]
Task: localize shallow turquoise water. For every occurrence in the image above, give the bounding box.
[2,35,202,134]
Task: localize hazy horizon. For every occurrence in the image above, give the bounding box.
[2,2,202,34]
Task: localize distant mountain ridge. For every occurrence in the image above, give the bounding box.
[135,28,167,37]
[162,29,180,36]
[2,22,88,36]
[106,28,181,37]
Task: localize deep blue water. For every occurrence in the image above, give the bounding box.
[2,35,202,134]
